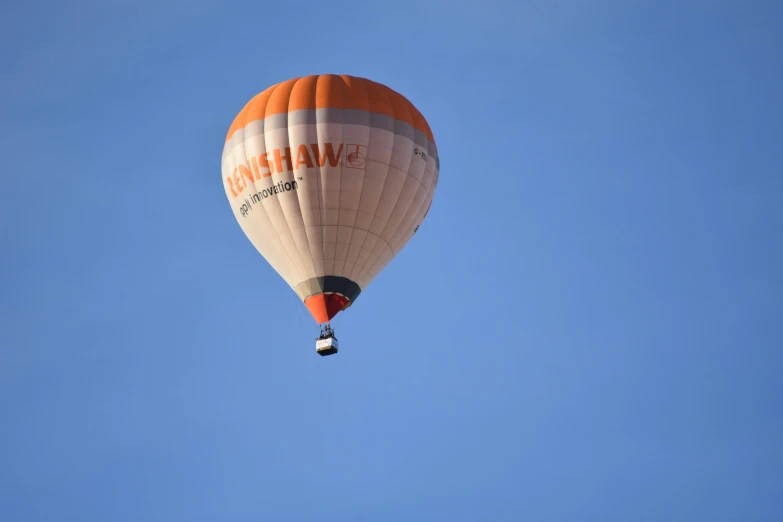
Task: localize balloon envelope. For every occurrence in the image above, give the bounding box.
[222,74,439,324]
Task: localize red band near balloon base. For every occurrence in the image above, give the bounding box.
[305,293,351,324]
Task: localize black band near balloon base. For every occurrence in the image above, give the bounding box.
[295,276,362,302]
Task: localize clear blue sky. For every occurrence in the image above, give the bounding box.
[2,1,782,520]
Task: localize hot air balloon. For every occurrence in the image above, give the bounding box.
[221,74,439,355]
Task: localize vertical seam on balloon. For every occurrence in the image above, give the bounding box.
[382,139,427,248]
[333,76,348,277]
[309,78,325,289]
[335,76,368,278]
[352,80,398,285]
[357,90,418,286]
[315,76,330,291]
[383,111,437,267]
[376,104,419,248]
[286,77,318,288]
[258,82,308,287]
[386,124,436,254]
[269,81,310,286]
[243,93,297,285]
[387,176,426,253]
[335,76,345,278]
[351,116,391,281]
[386,162,434,266]
[231,95,292,287]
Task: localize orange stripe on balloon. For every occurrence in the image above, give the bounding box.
[225,75,435,143]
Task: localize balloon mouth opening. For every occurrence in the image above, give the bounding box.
[304,293,352,324]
